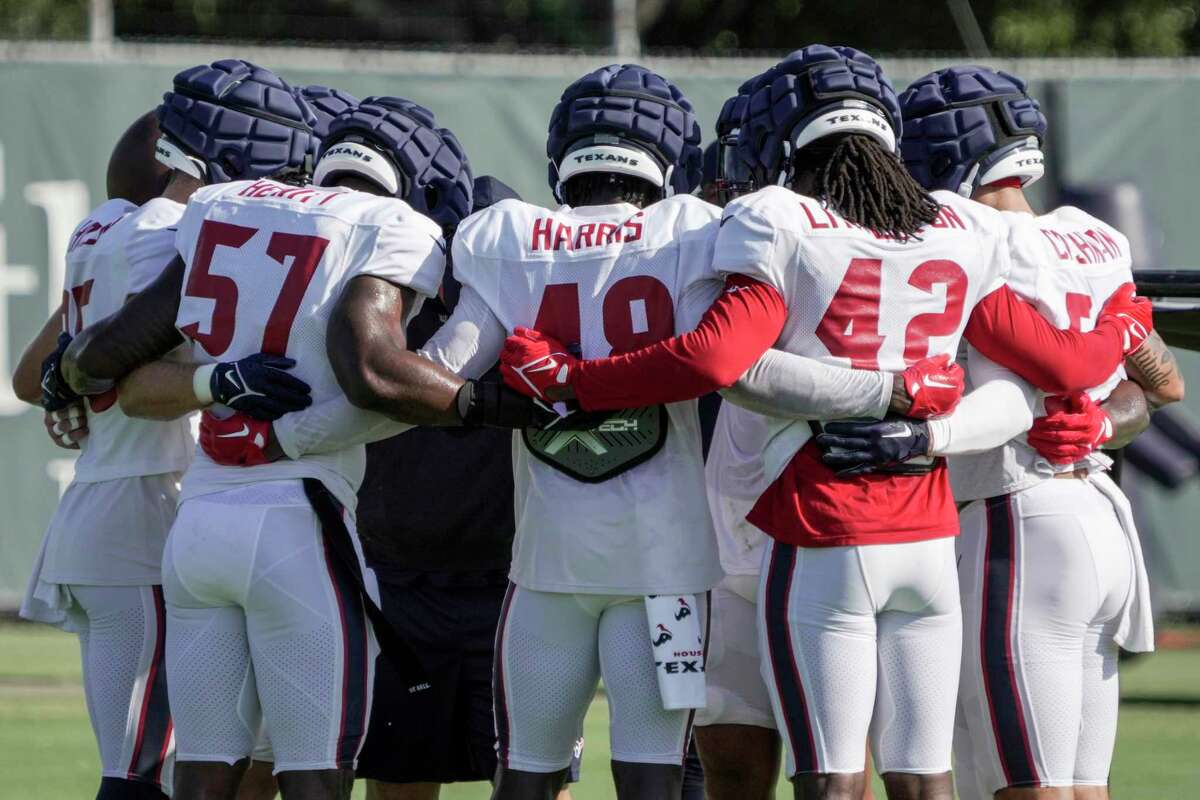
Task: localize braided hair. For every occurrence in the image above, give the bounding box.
[793,133,941,241]
[563,172,659,209]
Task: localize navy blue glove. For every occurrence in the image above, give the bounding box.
[211,354,312,421]
[41,332,82,412]
[815,419,932,476]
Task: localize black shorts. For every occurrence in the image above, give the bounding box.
[356,569,582,785]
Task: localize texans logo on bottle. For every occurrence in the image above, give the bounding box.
[653,624,673,647]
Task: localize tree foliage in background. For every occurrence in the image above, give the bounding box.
[0,0,86,40]
[2,0,1200,56]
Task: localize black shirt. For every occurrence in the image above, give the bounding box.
[355,295,515,576]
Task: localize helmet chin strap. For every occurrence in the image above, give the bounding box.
[776,141,793,187]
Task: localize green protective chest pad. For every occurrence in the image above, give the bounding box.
[523,405,669,483]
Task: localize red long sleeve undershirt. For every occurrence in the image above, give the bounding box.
[964,285,1126,394]
[571,279,1127,412]
[572,275,787,411]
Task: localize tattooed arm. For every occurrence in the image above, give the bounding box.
[1124,331,1185,409]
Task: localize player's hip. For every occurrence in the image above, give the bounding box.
[957,482,1133,625]
[163,480,359,609]
[757,536,960,619]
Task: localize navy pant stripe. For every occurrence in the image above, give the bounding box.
[981,495,1040,787]
[493,582,517,769]
[322,536,370,768]
[764,543,818,773]
[127,585,172,786]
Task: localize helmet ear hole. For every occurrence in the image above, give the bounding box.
[931,153,953,178]
[219,150,243,179]
[424,185,440,212]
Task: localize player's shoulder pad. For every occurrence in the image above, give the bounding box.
[933,190,1009,237]
[453,197,541,258]
[349,191,442,235]
[71,198,136,240]
[722,185,795,227]
[651,192,720,233]
[1041,205,1132,264]
[130,196,186,230]
[88,197,138,223]
[184,181,247,211]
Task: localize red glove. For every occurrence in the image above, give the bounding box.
[1027,392,1114,464]
[899,354,965,418]
[199,410,274,467]
[500,327,579,402]
[1097,283,1153,357]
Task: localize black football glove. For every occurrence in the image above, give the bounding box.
[41,332,83,412]
[457,379,569,429]
[210,353,312,421]
[815,419,931,476]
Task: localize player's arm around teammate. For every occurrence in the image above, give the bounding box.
[893,65,1179,800]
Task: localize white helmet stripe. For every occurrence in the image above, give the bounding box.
[791,103,897,154]
[978,143,1045,190]
[154,136,206,181]
[556,144,667,188]
[313,141,400,195]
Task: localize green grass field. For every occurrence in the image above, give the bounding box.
[2,622,1198,799]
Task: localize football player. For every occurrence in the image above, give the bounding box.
[407,64,722,800]
[497,46,1155,800]
[12,109,185,800]
[57,75,477,800]
[690,80,788,800]
[895,66,1184,800]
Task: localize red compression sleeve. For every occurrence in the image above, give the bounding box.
[572,275,787,411]
[964,284,1125,394]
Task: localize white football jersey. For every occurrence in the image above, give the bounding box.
[712,186,1013,546]
[174,178,446,513]
[36,197,194,586]
[704,401,773,577]
[425,194,725,595]
[63,197,195,483]
[950,206,1133,501]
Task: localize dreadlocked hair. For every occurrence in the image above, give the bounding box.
[792,133,941,241]
[563,172,659,209]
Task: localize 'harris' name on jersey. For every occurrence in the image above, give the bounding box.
[530,212,645,252]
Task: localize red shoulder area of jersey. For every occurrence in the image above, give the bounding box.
[234,178,350,207]
[529,210,645,253]
[746,440,959,547]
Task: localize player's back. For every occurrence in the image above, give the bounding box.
[726,186,1010,373]
[64,198,195,483]
[174,178,445,511]
[950,206,1134,500]
[714,186,1013,547]
[447,193,724,595]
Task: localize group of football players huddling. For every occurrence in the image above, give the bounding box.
[12,41,1186,800]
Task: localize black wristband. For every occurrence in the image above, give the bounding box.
[458,379,549,429]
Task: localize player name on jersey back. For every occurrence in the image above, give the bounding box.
[950,206,1134,501]
[446,195,725,595]
[173,179,446,513]
[713,186,1014,547]
[64,198,194,483]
